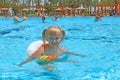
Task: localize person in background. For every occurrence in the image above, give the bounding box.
[14,14,26,23]
[41,15,46,22]
[13,9,26,23]
[95,15,102,21]
[53,15,59,21]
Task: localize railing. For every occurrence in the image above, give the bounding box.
[0,6,65,16]
[94,4,120,16]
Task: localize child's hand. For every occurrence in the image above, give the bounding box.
[77,54,87,57]
[65,52,87,57]
[18,61,25,67]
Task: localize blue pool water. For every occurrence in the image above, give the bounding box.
[0,16,120,80]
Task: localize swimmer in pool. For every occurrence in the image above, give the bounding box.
[14,14,26,23]
[18,26,86,70]
[53,15,59,21]
[95,15,102,21]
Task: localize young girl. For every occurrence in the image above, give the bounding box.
[18,26,86,70]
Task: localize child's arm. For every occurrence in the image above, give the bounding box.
[60,47,86,57]
[18,46,44,67]
[64,52,86,57]
[14,16,26,22]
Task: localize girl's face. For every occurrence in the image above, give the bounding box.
[46,33,62,47]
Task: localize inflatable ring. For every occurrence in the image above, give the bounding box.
[26,40,43,56]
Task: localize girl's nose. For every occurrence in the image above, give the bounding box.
[53,39,57,42]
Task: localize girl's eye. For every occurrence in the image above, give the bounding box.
[55,37,59,39]
[50,37,54,40]
[49,37,59,40]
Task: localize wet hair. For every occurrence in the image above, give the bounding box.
[42,26,65,44]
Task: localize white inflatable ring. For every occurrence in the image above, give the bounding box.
[26,40,43,56]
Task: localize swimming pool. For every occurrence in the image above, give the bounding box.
[0,16,120,80]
